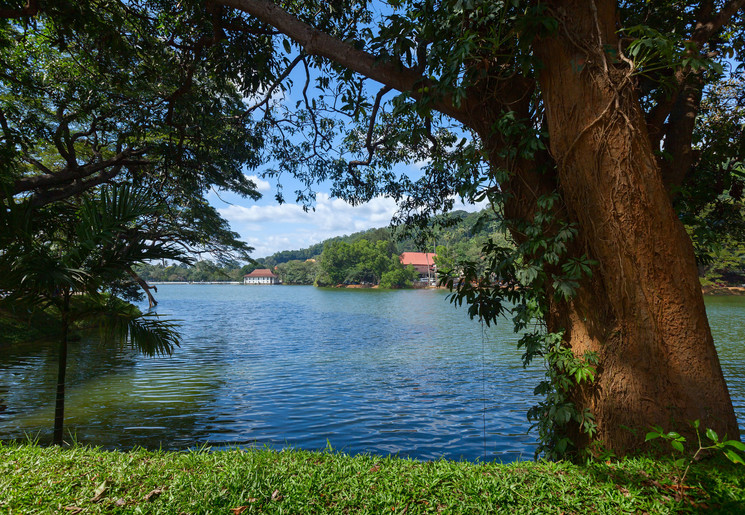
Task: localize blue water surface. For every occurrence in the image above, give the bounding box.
[1,285,743,462]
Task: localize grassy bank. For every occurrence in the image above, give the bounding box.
[1,443,744,513]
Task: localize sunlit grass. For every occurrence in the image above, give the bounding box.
[1,442,744,513]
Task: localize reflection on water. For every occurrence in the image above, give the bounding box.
[1,286,743,461]
[706,296,745,428]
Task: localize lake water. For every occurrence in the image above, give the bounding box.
[0,285,743,462]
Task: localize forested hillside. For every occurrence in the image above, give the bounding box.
[135,209,509,284]
[264,209,507,266]
[136,205,744,287]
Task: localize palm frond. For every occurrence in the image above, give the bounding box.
[74,295,181,356]
[118,315,181,357]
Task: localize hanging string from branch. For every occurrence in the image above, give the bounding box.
[481,317,487,461]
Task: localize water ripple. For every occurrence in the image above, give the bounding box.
[1,285,743,462]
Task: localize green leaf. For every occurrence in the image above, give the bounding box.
[724,440,745,451]
[670,440,684,453]
[645,432,660,442]
[283,39,292,53]
[724,449,745,465]
[706,428,719,443]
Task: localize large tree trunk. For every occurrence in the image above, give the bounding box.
[526,0,739,453]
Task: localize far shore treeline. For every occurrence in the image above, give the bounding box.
[135,209,511,287]
[135,207,744,289]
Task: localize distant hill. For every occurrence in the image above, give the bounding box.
[136,208,509,283]
[258,209,506,268]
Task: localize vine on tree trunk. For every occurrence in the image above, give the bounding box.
[441,190,599,459]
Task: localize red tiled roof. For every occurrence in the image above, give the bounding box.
[399,252,436,266]
[244,269,278,278]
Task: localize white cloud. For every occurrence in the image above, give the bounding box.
[219,202,308,225]
[219,194,398,231]
[242,85,287,111]
[219,194,398,257]
[219,192,486,258]
[244,174,272,193]
[243,234,296,258]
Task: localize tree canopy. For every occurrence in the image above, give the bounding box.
[0,0,288,264]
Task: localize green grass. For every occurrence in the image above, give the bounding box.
[1,443,744,513]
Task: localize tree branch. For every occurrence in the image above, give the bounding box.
[23,156,54,176]
[164,25,227,126]
[302,57,328,156]
[52,108,77,170]
[0,0,38,18]
[645,0,744,189]
[127,268,158,308]
[0,108,13,152]
[216,0,468,123]
[13,149,147,195]
[660,75,704,190]
[347,85,392,181]
[70,118,99,144]
[691,0,745,46]
[28,163,132,207]
[242,54,303,116]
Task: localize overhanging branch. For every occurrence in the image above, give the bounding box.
[13,149,147,195]
[0,0,38,18]
[217,0,468,123]
[28,163,134,207]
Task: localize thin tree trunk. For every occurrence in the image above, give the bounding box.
[530,0,739,452]
[127,268,158,308]
[53,291,70,446]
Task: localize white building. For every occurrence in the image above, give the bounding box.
[243,269,279,285]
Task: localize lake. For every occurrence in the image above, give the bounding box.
[1,285,743,462]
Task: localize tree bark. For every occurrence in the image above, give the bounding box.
[530,0,739,452]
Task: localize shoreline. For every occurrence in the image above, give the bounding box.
[148,281,241,285]
[702,285,745,296]
[148,281,745,296]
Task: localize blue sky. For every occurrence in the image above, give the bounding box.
[206,54,484,260]
[207,169,485,259]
